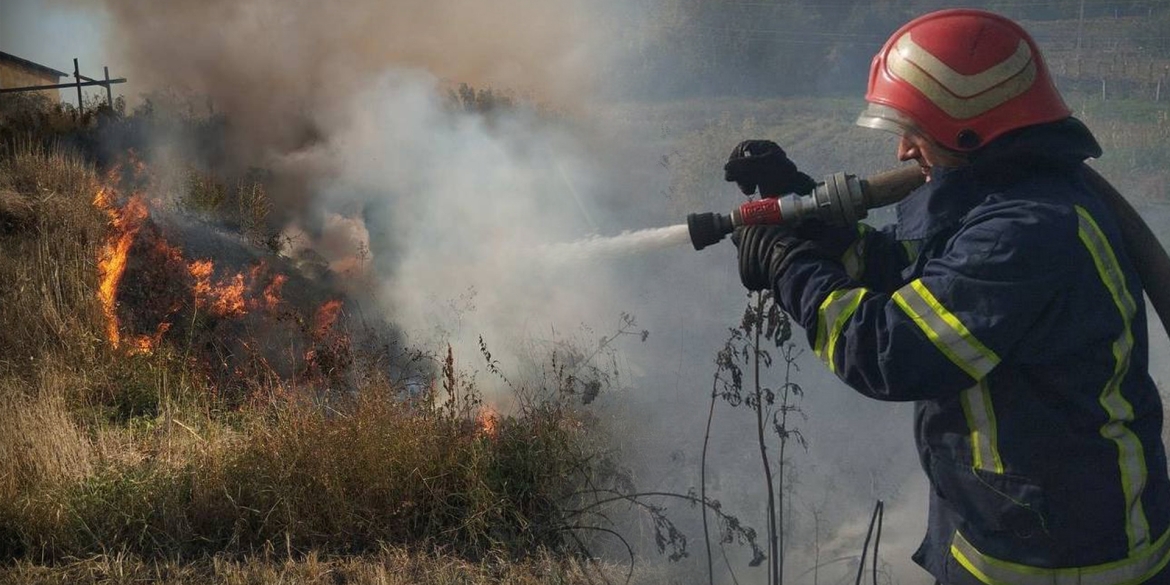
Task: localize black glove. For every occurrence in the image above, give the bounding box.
[733,222,860,292]
[733,225,805,291]
[723,140,817,197]
[789,218,860,260]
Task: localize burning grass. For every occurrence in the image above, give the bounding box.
[0,145,646,578]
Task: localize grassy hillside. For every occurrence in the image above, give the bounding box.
[0,140,661,583]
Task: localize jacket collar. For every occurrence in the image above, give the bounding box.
[895,166,982,241]
[893,118,1102,242]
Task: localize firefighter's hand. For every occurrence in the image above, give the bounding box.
[791,219,858,260]
[723,140,817,197]
[733,225,805,291]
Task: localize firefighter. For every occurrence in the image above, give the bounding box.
[727,9,1170,585]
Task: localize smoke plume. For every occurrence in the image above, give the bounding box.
[91,0,598,163]
[77,0,627,367]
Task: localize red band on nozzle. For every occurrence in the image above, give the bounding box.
[737,199,783,226]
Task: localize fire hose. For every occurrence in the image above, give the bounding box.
[687,165,1170,337]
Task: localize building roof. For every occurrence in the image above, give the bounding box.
[0,51,68,79]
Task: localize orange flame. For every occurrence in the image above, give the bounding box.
[188,260,248,318]
[476,406,500,439]
[94,185,149,348]
[189,260,213,303]
[91,156,357,381]
[263,274,287,311]
[128,322,172,354]
[211,273,247,317]
[313,299,344,338]
[151,235,186,264]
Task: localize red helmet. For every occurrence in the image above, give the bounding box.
[857,9,1071,152]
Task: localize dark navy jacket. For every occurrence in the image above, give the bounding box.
[773,120,1170,584]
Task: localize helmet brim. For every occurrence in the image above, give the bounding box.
[856,103,918,135]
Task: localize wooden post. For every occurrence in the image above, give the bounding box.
[73,58,83,111]
[103,66,113,107]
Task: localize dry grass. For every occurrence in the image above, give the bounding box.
[0,143,107,376]
[0,144,112,558]
[0,368,94,503]
[0,546,658,585]
[6,390,593,560]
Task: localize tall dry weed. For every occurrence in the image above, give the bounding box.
[0,371,93,503]
[0,364,96,559]
[0,143,107,375]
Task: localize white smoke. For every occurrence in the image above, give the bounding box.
[301,71,639,373]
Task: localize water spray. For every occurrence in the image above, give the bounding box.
[540,224,692,263]
[686,165,926,250]
[541,166,925,264]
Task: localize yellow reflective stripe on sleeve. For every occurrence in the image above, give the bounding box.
[1077,205,1150,550]
[892,279,1000,381]
[813,288,869,373]
[951,528,1170,585]
[960,381,1003,474]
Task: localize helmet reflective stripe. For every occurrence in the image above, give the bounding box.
[1077,205,1150,550]
[887,34,1037,120]
[951,528,1170,585]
